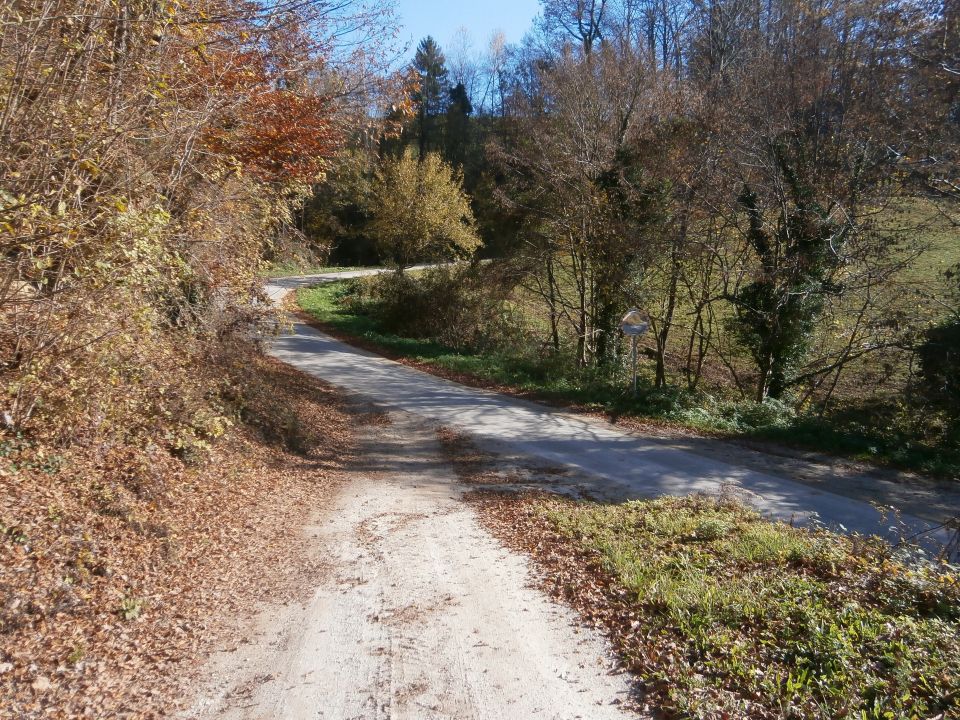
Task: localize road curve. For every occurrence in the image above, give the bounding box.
[266,273,949,548]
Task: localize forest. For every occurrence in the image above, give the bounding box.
[296,0,960,476]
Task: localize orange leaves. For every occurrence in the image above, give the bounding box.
[194,48,341,183]
[209,90,338,183]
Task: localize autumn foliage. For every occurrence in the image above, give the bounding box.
[208,90,337,182]
[0,0,378,441]
[0,0,395,713]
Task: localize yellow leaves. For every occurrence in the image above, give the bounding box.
[77,158,100,177]
[371,150,481,267]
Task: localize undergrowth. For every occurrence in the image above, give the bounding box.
[531,495,960,719]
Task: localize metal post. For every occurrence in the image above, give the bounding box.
[619,309,648,399]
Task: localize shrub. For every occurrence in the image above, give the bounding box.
[729,397,796,431]
[365,264,521,351]
[916,317,960,431]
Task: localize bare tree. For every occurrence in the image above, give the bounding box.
[541,0,609,54]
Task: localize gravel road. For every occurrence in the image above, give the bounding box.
[185,412,638,719]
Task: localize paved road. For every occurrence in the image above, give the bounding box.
[264,265,436,304]
[266,273,950,549]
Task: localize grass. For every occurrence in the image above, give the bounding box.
[528,494,960,719]
[298,281,626,399]
[880,196,960,288]
[297,280,960,479]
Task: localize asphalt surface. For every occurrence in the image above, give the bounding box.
[266,272,950,549]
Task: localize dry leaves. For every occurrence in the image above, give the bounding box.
[0,355,358,719]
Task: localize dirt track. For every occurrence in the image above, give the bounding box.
[184,411,639,719]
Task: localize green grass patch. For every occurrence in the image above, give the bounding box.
[534,494,960,719]
[880,196,960,289]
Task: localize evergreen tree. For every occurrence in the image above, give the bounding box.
[445,82,473,167]
[413,36,449,156]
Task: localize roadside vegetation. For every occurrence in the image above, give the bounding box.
[299,269,960,478]
[292,2,960,482]
[474,492,960,720]
[1,0,398,713]
[1,351,359,716]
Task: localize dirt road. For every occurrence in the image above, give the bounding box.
[183,271,956,717]
[185,411,638,719]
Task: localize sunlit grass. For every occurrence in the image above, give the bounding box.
[537,495,960,719]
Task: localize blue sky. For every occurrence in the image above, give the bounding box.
[392,0,541,57]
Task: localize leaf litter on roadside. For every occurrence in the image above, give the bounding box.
[0,355,359,719]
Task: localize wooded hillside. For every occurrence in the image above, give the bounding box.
[302,0,960,475]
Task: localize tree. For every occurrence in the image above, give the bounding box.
[713,0,933,402]
[445,82,474,167]
[541,0,609,54]
[370,150,481,270]
[917,264,960,432]
[412,37,450,155]
[0,0,397,436]
[728,184,846,401]
[448,26,481,102]
[492,43,661,367]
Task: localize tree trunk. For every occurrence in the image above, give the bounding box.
[655,263,678,388]
[546,255,561,351]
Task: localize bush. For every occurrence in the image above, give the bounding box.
[726,397,796,431]
[916,317,960,431]
[364,264,521,351]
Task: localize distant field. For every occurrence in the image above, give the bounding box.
[880,196,959,288]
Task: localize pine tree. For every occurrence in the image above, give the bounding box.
[413,36,449,155]
[445,82,473,167]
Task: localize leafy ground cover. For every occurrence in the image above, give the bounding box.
[0,352,358,717]
[297,280,960,479]
[471,492,960,720]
